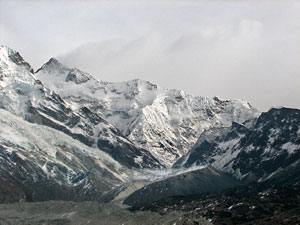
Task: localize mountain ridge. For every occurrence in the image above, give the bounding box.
[35,54,260,166]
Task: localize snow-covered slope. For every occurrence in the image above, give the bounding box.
[35,58,260,166]
[0,109,127,202]
[0,46,162,169]
[174,107,300,182]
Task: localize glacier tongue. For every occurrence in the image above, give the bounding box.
[35,58,260,166]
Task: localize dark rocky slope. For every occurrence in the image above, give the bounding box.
[124,166,239,209]
[142,175,300,225]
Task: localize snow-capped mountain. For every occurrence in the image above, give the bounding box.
[0,46,161,170]
[35,58,260,166]
[0,46,166,203]
[174,107,300,182]
[1,46,300,225]
[1,46,300,223]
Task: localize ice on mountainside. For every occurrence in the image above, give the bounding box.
[0,108,128,202]
[35,57,260,166]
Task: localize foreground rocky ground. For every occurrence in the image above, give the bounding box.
[0,200,212,225]
[1,182,300,225]
[140,182,300,225]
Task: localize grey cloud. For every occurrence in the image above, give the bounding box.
[58,17,300,111]
[1,0,299,111]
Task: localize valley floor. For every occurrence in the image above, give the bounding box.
[1,182,300,225]
[0,200,212,225]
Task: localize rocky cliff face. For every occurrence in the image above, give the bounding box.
[175,107,300,182]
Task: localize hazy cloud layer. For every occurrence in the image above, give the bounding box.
[1,0,299,111]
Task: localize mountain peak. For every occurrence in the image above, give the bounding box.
[0,46,33,73]
[47,57,60,65]
[0,45,17,56]
[36,57,67,75]
[35,57,97,86]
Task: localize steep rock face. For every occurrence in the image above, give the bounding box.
[35,59,260,166]
[173,123,249,171]
[0,46,162,169]
[175,107,300,182]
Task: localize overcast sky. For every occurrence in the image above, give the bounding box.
[1,0,299,111]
